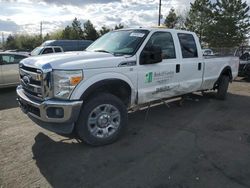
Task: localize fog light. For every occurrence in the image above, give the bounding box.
[46,107,64,118]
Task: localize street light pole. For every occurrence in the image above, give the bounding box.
[158,0,162,26]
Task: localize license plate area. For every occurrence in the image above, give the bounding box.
[17,97,40,117]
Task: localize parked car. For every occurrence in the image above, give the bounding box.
[202,48,215,56]
[41,40,93,51]
[17,28,239,146]
[235,46,250,76]
[30,46,64,56]
[5,49,31,56]
[0,52,28,88]
[244,64,250,79]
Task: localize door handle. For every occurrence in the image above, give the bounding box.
[198,62,202,71]
[176,64,180,73]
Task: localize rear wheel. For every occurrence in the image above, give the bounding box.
[216,75,230,100]
[76,93,127,146]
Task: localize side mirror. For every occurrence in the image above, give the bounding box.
[140,46,162,65]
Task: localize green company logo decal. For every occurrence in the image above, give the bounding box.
[145,72,153,83]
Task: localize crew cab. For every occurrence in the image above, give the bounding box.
[17,28,239,145]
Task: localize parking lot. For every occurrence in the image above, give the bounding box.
[0,78,250,188]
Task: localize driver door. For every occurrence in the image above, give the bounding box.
[137,31,180,104]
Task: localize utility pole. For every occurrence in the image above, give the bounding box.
[158,0,162,26]
[40,21,43,38]
[1,32,4,45]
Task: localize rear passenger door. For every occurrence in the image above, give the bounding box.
[177,33,203,94]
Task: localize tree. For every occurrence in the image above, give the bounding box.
[99,26,111,36]
[61,18,84,39]
[62,25,73,39]
[207,0,250,47]
[4,34,42,51]
[71,17,84,39]
[164,8,179,28]
[83,20,99,40]
[43,33,50,41]
[114,24,124,30]
[185,0,212,44]
[19,35,41,50]
[175,11,188,30]
[49,30,63,40]
[4,35,18,50]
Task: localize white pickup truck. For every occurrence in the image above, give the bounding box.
[17,28,239,145]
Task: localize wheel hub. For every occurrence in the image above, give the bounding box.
[87,104,121,138]
[97,114,111,128]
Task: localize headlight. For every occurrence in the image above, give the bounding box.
[53,70,83,99]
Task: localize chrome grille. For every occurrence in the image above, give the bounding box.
[20,65,44,100]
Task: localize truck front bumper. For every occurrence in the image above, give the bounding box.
[16,86,83,134]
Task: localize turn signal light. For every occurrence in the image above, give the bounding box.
[70,76,82,85]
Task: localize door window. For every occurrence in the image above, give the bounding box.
[54,48,62,53]
[178,33,198,58]
[42,48,53,54]
[145,32,176,59]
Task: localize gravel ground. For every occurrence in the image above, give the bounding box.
[1,78,250,188]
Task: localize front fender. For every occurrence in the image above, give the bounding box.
[70,72,136,103]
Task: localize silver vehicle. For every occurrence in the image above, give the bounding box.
[0,52,28,88]
[202,48,215,56]
[30,46,64,56]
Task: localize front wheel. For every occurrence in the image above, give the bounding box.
[216,75,230,100]
[76,93,127,146]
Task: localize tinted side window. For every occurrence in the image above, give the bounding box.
[178,33,198,58]
[54,48,62,53]
[146,32,176,59]
[42,48,53,54]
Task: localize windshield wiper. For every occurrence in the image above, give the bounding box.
[94,50,113,54]
[94,50,130,56]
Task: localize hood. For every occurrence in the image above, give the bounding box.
[20,51,128,70]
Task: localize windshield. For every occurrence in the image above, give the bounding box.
[86,29,149,55]
[31,47,43,56]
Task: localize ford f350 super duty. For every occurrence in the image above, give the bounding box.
[17,28,239,145]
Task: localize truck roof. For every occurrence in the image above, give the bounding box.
[117,27,195,35]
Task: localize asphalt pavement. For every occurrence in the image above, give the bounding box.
[1,79,250,188]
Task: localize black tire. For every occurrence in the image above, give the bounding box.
[216,75,230,100]
[76,93,127,146]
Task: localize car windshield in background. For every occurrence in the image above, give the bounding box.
[86,30,149,56]
[30,47,43,56]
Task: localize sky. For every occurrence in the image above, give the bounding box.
[0,0,249,42]
[0,0,193,40]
